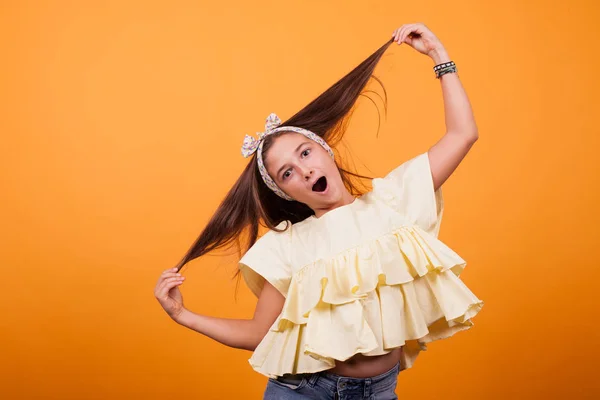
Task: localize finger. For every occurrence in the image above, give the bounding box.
[160,267,183,280]
[398,25,410,43]
[162,276,185,291]
[398,25,407,42]
[156,276,185,297]
[394,25,404,42]
[156,281,183,303]
[161,267,178,276]
[161,272,182,280]
[157,271,183,286]
[394,27,403,41]
[161,276,185,287]
[156,280,184,302]
[400,24,416,43]
[406,23,425,40]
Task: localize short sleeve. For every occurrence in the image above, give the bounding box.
[372,152,444,237]
[238,221,293,298]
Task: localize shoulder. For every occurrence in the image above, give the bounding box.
[372,152,429,188]
[239,220,294,298]
[245,220,293,256]
[261,220,293,241]
[370,151,444,237]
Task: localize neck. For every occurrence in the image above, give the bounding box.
[313,190,357,219]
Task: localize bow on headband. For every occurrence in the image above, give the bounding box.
[241,113,282,158]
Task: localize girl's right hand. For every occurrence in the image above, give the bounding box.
[154,267,186,321]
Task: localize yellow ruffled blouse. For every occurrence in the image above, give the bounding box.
[239,152,484,379]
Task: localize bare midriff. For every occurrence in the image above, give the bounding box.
[327,347,403,378]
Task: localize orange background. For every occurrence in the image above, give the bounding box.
[1,1,598,399]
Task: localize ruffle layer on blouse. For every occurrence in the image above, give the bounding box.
[248,224,484,378]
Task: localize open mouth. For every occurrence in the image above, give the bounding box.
[312,176,328,192]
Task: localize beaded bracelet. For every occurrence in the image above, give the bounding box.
[437,66,457,78]
[433,61,457,79]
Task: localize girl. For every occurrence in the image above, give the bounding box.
[154,23,484,400]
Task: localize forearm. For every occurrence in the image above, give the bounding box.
[174,309,264,351]
[430,48,479,139]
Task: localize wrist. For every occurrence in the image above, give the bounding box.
[173,307,192,326]
[429,47,451,65]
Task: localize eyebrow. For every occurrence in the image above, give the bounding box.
[276,141,311,178]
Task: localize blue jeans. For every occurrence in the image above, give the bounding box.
[263,361,400,399]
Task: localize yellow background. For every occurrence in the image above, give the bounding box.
[1,0,598,398]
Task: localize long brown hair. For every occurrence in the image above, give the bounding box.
[173,38,395,293]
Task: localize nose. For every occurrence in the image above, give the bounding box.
[302,167,313,181]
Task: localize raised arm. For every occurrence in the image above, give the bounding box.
[393,23,479,192]
[427,46,479,191]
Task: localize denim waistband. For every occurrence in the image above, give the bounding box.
[311,361,400,397]
[282,361,400,380]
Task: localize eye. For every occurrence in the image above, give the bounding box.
[282,148,311,180]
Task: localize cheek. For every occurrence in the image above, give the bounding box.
[323,154,336,170]
[289,177,309,197]
[292,178,306,192]
[322,157,336,174]
[327,164,342,186]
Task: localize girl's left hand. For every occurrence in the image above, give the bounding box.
[392,23,445,56]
